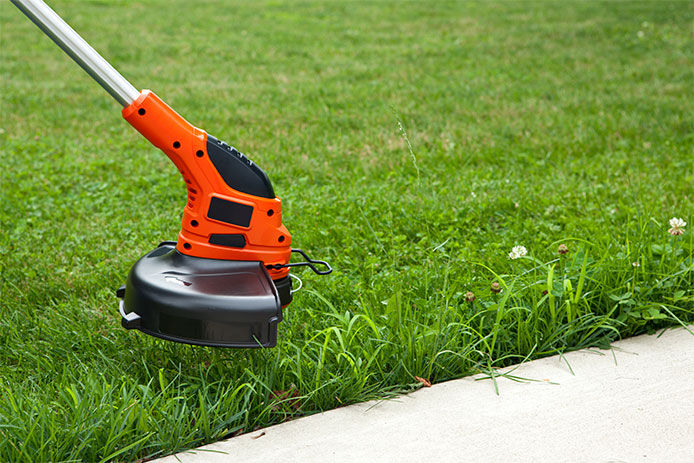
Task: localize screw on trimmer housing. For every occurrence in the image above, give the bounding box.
[12,0,332,348]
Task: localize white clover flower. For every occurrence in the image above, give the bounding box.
[668,217,687,236]
[508,245,527,260]
[632,261,640,267]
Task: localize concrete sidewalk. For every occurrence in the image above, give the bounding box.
[157,326,694,463]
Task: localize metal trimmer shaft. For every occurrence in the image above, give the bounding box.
[11,0,138,106]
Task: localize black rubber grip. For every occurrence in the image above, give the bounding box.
[206,135,275,198]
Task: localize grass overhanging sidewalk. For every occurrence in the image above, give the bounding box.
[1,0,692,461]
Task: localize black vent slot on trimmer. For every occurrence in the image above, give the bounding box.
[207,197,253,227]
[209,233,246,248]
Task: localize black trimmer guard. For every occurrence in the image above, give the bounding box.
[116,242,292,348]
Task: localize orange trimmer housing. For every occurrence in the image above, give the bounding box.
[123,90,291,280]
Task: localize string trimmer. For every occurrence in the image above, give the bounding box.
[11,0,331,348]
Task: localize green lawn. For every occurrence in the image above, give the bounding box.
[1,0,692,461]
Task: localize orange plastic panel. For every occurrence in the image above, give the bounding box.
[122,90,290,279]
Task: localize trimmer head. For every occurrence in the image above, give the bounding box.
[117,242,292,348]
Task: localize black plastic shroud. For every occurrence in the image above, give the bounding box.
[117,242,292,348]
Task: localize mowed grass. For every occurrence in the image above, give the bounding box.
[1,0,693,460]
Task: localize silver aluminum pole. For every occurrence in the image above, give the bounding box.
[11,0,140,107]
